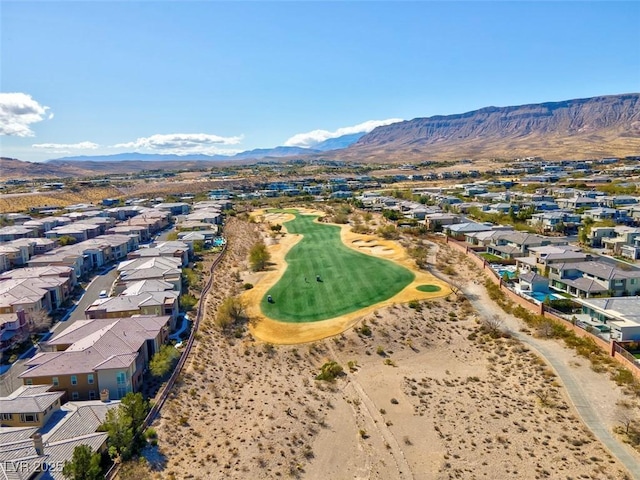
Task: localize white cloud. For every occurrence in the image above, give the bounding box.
[32,141,99,150]
[0,93,51,137]
[113,132,243,155]
[284,118,403,148]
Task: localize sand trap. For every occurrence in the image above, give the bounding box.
[245,209,451,344]
[357,245,394,255]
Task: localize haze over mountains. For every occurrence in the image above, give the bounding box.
[3,93,638,179]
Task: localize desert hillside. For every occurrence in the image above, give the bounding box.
[341,93,640,162]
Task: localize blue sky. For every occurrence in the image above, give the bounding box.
[1,1,639,162]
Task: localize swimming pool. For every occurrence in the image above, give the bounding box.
[213,237,226,247]
[496,269,517,279]
[528,291,563,302]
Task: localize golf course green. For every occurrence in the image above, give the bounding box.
[417,284,441,292]
[262,212,415,322]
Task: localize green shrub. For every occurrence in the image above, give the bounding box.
[315,361,344,381]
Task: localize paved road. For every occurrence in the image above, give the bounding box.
[59,267,118,329]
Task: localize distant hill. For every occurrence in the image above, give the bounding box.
[47,146,319,163]
[0,157,96,179]
[230,146,320,159]
[312,133,366,151]
[346,93,640,161]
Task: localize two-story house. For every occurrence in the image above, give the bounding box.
[547,260,640,298]
[20,315,170,400]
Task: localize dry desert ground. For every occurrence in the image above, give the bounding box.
[131,213,639,480]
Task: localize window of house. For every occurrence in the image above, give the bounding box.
[72,392,79,400]
[1,413,12,421]
[25,379,33,386]
[20,413,37,423]
[87,374,94,384]
[71,375,77,385]
[52,377,59,386]
[89,390,96,400]
[116,372,126,385]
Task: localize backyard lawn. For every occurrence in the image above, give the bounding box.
[262,212,415,322]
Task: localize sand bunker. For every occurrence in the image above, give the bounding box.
[245,209,450,344]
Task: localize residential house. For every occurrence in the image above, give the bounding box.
[582,207,632,225]
[424,213,460,231]
[517,271,549,293]
[444,222,492,240]
[601,226,640,256]
[486,232,568,260]
[515,245,590,274]
[547,260,640,298]
[154,202,190,215]
[464,228,514,247]
[84,292,179,328]
[601,195,639,208]
[0,244,30,267]
[106,224,150,242]
[573,297,640,341]
[0,225,38,242]
[20,315,171,400]
[45,223,102,243]
[126,241,189,267]
[555,196,602,210]
[528,211,581,234]
[0,280,53,315]
[0,311,28,353]
[0,266,77,307]
[0,252,9,273]
[0,385,64,428]
[115,256,182,292]
[588,226,618,248]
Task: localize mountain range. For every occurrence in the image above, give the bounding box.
[43,132,368,163]
[344,93,640,161]
[3,93,639,179]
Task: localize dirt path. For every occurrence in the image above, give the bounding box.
[325,342,414,480]
[429,240,640,478]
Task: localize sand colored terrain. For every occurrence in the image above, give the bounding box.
[244,209,450,344]
[141,215,638,480]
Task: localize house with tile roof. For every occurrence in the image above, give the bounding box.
[547,260,640,298]
[84,292,179,328]
[0,385,64,428]
[19,315,170,401]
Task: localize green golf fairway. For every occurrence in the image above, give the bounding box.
[262,212,415,322]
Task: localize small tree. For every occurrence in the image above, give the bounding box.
[214,296,247,331]
[101,392,149,461]
[62,444,102,480]
[58,235,77,246]
[149,344,180,378]
[102,407,135,460]
[315,361,344,381]
[28,310,53,334]
[615,402,638,435]
[249,241,271,271]
[480,314,505,338]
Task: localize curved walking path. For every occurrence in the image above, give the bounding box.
[462,279,640,479]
